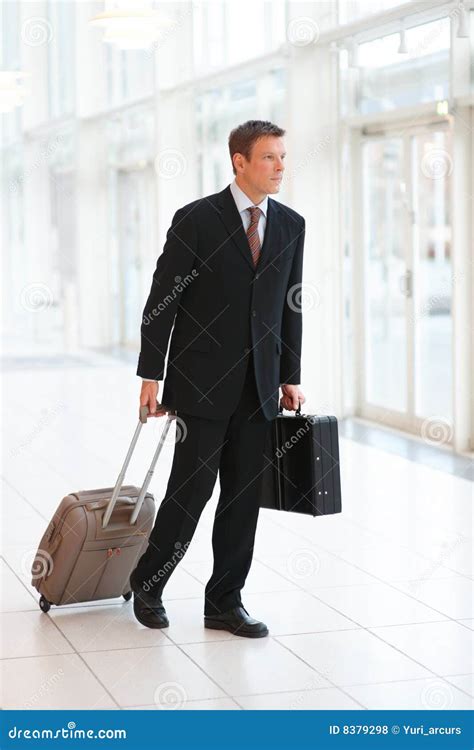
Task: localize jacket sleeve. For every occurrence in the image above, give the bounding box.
[136,206,197,380]
[280,218,305,386]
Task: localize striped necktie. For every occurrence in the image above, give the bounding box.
[246,206,262,268]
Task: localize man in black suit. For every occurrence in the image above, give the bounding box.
[130,120,306,637]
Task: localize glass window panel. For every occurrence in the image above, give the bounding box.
[339,0,413,25]
[227,1,265,65]
[471,10,474,93]
[196,68,286,195]
[362,137,408,412]
[105,45,154,107]
[411,129,452,421]
[193,0,286,73]
[48,0,76,117]
[342,18,450,116]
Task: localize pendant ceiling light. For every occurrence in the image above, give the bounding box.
[88,1,173,50]
[456,0,470,38]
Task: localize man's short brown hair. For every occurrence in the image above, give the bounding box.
[228,120,286,175]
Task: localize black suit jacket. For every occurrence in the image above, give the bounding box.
[136,184,305,421]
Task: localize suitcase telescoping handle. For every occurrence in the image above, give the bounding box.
[102,404,176,529]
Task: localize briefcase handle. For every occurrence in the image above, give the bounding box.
[278,398,302,417]
[102,404,176,529]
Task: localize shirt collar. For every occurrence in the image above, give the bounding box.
[230,178,268,218]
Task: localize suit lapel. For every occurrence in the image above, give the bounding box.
[216,185,282,273]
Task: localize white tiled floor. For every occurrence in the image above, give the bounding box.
[1,360,473,710]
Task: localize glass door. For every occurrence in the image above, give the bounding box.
[411,128,453,423]
[361,135,408,413]
[117,165,157,349]
[358,122,453,437]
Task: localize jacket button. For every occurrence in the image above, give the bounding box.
[252,310,256,317]
[255,273,260,279]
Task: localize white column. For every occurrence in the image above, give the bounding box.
[451,105,473,452]
[76,121,110,348]
[153,2,197,248]
[285,33,344,418]
[76,1,108,119]
[20,1,49,130]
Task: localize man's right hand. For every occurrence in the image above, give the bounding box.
[140,381,168,419]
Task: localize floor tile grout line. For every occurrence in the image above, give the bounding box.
[119,697,243,710]
[255,552,472,628]
[0,556,123,709]
[257,520,473,611]
[253,573,474,700]
[1,476,52,524]
[3,528,471,627]
[178,633,369,710]
[2,440,471,707]
[270,636,368,710]
[230,673,473,698]
[84,639,235,711]
[3,549,471,640]
[273,633,472,702]
[265,511,473,582]
[2,617,467,660]
[3,646,471,702]
[2,609,472,702]
[165,639,245,705]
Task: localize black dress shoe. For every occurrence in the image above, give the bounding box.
[204,606,268,638]
[129,570,169,629]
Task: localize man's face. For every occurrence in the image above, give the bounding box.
[235,135,286,196]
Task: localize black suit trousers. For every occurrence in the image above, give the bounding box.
[132,350,272,616]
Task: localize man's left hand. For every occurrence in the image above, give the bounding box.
[280,384,305,411]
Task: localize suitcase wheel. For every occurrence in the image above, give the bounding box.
[39,596,51,613]
[123,590,132,601]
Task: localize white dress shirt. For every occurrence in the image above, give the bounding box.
[143,180,268,382]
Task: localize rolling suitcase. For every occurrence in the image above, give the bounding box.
[260,401,342,517]
[31,406,176,613]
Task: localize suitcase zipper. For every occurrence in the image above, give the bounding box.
[106,547,122,557]
[49,494,149,546]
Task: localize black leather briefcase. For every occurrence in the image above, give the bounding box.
[260,402,342,517]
